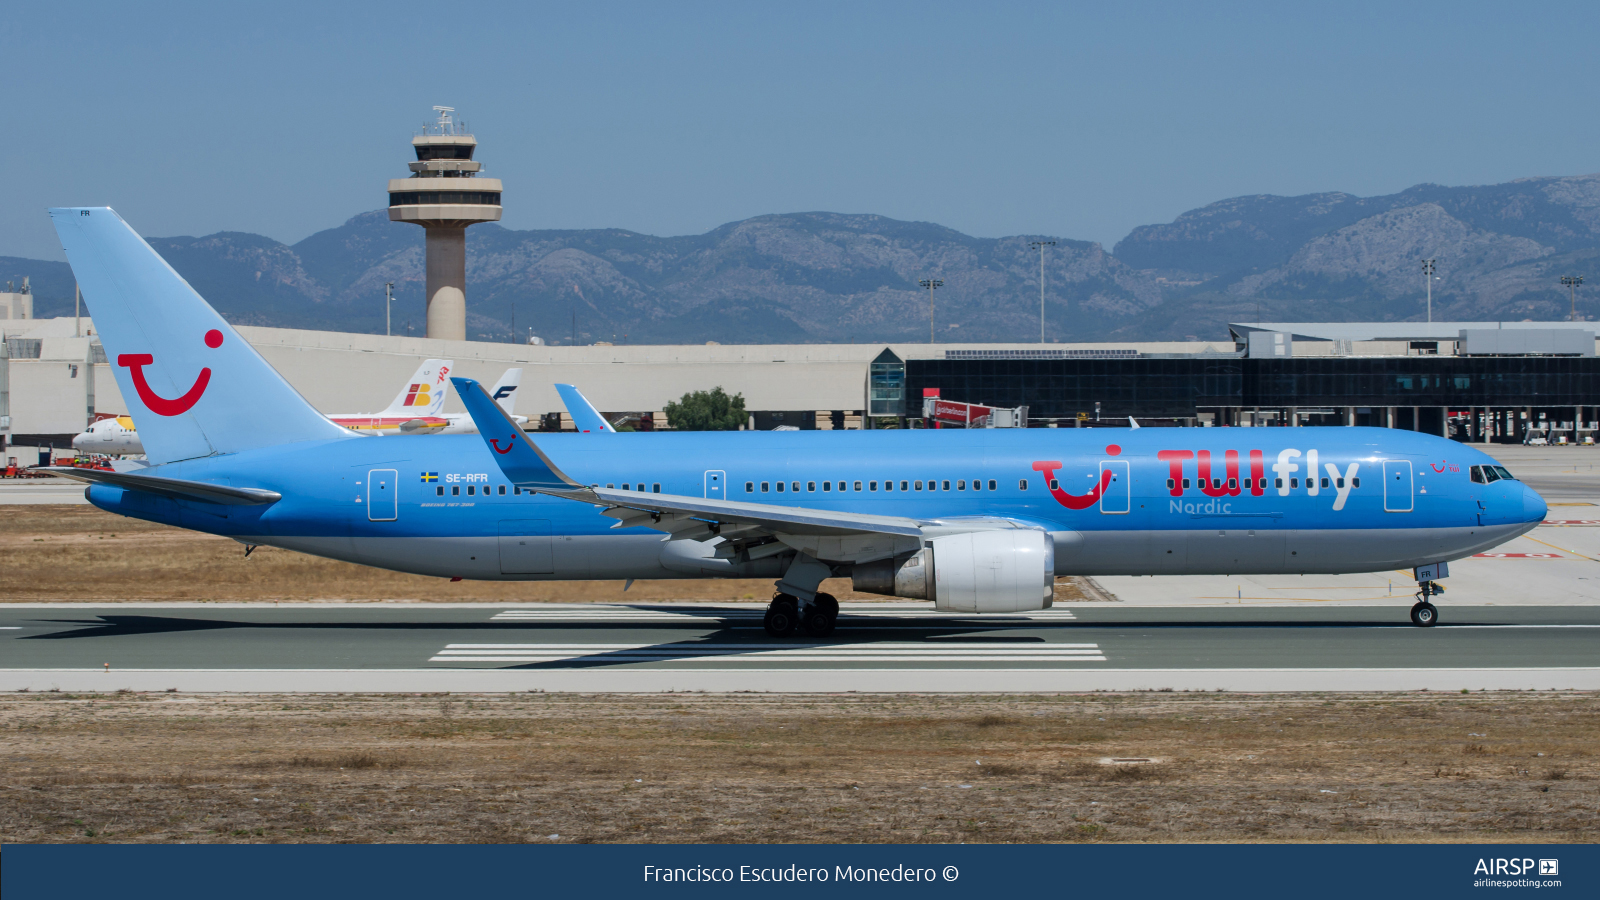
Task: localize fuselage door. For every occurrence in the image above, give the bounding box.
[367,468,398,521]
[1099,460,1130,514]
[705,470,725,500]
[1383,459,1413,513]
[499,519,554,574]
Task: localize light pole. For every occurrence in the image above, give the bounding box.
[1421,259,1436,323]
[919,278,944,343]
[1030,240,1055,343]
[384,282,394,336]
[1562,275,1584,321]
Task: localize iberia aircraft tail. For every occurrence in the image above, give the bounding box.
[380,359,452,416]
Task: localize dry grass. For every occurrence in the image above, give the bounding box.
[0,505,1090,603]
[1,692,1595,844]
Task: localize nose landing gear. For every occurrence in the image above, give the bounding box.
[1410,579,1442,627]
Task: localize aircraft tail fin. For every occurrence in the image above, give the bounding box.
[489,368,524,415]
[451,376,581,490]
[49,208,352,464]
[555,383,615,433]
[380,359,452,415]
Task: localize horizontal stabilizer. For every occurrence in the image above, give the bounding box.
[39,467,281,506]
[450,377,580,490]
[555,384,615,433]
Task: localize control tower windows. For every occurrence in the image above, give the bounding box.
[415,144,476,161]
[389,191,502,206]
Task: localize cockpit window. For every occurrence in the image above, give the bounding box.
[1493,466,1515,481]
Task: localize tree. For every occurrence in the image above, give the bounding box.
[664,386,747,431]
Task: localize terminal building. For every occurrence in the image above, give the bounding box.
[4,314,1599,460]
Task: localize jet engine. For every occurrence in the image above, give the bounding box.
[851,529,1054,613]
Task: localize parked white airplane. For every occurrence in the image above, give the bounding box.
[327,362,525,435]
[72,360,526,453]
[72,415,144,455]
[326,359,454,435]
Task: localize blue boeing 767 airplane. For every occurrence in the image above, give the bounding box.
[43,208,1546,635]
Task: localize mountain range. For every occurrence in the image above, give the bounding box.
[6,172,1600,344]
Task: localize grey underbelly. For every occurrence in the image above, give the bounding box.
[1051,522,1536,576]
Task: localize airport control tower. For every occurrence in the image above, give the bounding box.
[387,107,502,341]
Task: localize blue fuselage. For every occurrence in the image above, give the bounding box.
[85,427,1546,582]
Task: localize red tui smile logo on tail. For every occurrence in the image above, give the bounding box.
[117,329,222,417]
[489,435,517,455]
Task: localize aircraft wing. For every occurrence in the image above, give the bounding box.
[555,383,615,433]
[450,376,928,562]
[39,467,281,505]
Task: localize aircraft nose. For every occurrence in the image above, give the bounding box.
[1523,484,1548,524]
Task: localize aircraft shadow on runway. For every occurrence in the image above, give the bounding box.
[10,610,1519,670]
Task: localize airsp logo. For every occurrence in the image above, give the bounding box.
[1540,859,1559,877]
[1473,858,1548,876]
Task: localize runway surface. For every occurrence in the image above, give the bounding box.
[3,602,1596,693]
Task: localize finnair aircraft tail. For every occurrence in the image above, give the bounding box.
[491,368,523,417]
[379,360,452,416]
[50,208,352,464]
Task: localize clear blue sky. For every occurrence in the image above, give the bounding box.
[4,1,1598,260]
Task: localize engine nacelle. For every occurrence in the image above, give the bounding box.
[851,529,1053,613]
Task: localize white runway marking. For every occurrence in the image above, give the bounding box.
[429,641,1106,664]
[489,607,1077,623]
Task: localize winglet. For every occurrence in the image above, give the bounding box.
[450,377,582,491]
[555,384,615,433]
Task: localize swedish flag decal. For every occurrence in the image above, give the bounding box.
[420,472,438,483]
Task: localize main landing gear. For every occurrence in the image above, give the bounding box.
[764,592,838,637]
[1410,580,1444,628]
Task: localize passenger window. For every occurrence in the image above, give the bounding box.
[437,486,445,496]
[901,481,910,491]
[606,483,614,489]
[916,480,925,490]
[761,482,770,492]
[1017,480,1026,490]
[807,481,816,492]
[854,481,863,491]
[1182,478,1190,489]
[941,480,951,491]
[869,481,878,491]
[653,483,661,493]
[957,480,966,490]
[776,482,785,492]
[1290,478,1298,489]
[498,485,506,495]
[1167,478,1175,489]
[823,482,831,492]
[1048,479,1059,490]
[452,486,460,496]
[1336,478,1345,488]
[745,481,754,492]
[1275,478,1283,489]
[792,482,800,492]
[1352,478,1361,488]
[1320,478,1329,489]
[1227,478,1237,489]
[467,485,476,495]
[988,479,997,490]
